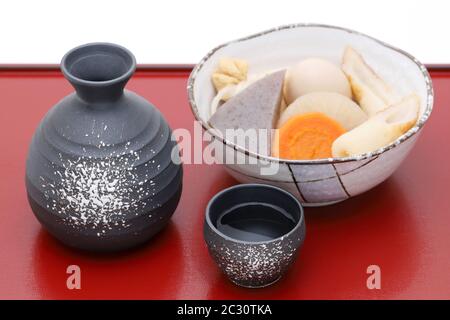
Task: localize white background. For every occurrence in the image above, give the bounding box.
[0,0,448,64]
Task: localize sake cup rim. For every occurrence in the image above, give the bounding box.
[187,23,434,165]
[205,183,305,245]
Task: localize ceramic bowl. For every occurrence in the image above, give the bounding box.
[204,184,305,288]
[188,24,434,206]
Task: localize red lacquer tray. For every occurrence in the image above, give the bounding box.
[0,65,449,300]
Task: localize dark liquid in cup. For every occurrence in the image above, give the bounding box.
[216,203,297,242]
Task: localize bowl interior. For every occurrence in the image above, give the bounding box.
[191,25,431,139]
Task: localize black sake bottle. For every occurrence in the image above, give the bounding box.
[26,43,182,251]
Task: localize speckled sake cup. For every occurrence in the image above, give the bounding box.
[204,184,305,288]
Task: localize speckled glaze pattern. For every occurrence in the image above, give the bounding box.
[204,222,305,288]
[188,24,434,206]
[25,43,183,251]
[204,184,305,288]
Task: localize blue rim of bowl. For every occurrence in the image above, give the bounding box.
[205,183,305,245]
[187,23,434,165]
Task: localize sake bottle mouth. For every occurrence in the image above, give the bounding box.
[61,42,136,87]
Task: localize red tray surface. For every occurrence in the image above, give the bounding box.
[0,66,449,300]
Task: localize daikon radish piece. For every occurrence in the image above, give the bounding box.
[278,92,368,131]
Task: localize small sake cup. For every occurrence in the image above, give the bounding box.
[204,184,305,288]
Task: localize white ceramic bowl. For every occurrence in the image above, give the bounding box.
[187,24,433,206]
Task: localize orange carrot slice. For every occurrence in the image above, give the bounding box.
[273,112,346,160]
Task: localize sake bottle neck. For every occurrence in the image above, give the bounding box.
[61,42,136,103]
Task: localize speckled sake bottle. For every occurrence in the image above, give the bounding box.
[25,43,183,252]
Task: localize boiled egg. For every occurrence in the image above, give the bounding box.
[285,58,352,104]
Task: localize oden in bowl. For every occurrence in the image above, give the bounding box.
[187,24,433,206]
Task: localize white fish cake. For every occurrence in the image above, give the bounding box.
[332,94,420,157]
[342,46,401,117]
